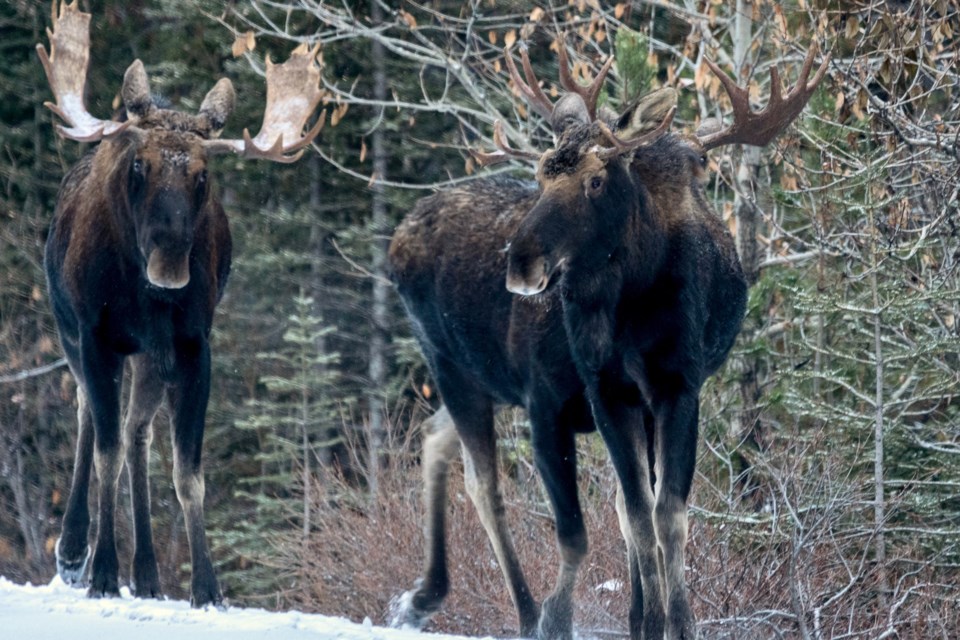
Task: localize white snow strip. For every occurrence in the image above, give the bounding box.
[0,576,489,640]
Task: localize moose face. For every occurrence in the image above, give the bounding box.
[110,62,233,289]
[124,131,210,289]
[506,125,639,296]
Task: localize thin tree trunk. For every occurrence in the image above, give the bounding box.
[729,0,765,511]
[366,0,389,499]
[869,225,889,604]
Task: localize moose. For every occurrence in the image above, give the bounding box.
[39,1,323,607]
[389,40,828,639]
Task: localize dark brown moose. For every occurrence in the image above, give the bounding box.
[39,1,323,607]
[389,40,827,639]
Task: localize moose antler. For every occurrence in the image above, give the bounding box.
[697,43,830,151]
[479,38,617,166]
[203,43,326,163]
[470,120,542,167]
[504,39,613,123]
[37,1,324,161]
[504,45,555,121]
[36,0,133,141]
[556,44,614,120]
[595,107,677,160]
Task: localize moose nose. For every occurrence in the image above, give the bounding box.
[506,255,550,296]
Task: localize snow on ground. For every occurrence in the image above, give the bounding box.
[0,576,485,640]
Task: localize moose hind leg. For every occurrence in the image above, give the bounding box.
[57,386,94,586]
[167,340,221,608]
[460,411,539,638]
[124,355,165,599]
[392,406,460,629]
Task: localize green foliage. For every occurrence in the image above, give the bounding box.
[613,27,654,104]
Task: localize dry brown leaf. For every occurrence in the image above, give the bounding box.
[529,7,545,22]
[504,29,517,49]
[231,31,255,57]
[399,9,417,29]
[360,139,367,163]
[488,30,497,45]
[614,3,627,19]
[845,15,859,40]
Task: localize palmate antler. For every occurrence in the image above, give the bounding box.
[37,0,324,163]
[697,44,830,151]
[203,44,326,163]
[36,0,133,141]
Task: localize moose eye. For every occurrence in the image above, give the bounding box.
[587,176,604,195]
[132,158,145,176]
[197,170,208,186]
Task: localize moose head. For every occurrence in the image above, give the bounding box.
[37,0,325,290]
[475,40,828,298]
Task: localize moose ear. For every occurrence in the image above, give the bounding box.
[122,60,153,119]
[198,78,236,135]
[616,87,678,138]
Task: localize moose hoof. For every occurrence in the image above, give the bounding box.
[388,589,435,630]
[131,575,163,600]
[537,595,573,640]
[666,598,697,640]
[87,572,121,600]
[55,538,91,587]
[189,580,223,609]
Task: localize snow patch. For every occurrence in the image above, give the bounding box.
[0,576,489,640]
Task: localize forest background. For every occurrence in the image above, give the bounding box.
[1,1,958,638]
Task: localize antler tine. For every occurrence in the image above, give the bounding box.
[697,42,831,151]
[205,42,326,163]
[470,120,542,167]
[595,106,676,160]
[36,0,130,142]
[504,46,555,120]
[556,40,614,120]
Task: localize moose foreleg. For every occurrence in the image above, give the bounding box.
[123,354,165,598]
[653,392,699,640]
[168,338,221,608]
[81,339,125,599]
[589,385,665,640]
[611,412,665,640]
[57,386,94,586]
[531,413,586,640]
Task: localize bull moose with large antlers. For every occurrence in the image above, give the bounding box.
[39,1,323,606]
[390,40,827,639]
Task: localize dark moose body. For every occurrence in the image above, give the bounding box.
[390,129,748,639]
[46,132,232,605]
[40,0,323,608]
[389,36,825,639]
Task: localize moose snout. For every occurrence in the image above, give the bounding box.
[142,191,194,289]
[506,253,551,296]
